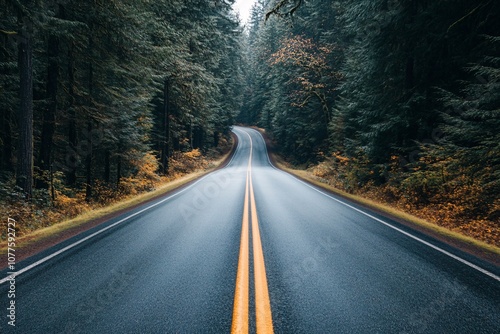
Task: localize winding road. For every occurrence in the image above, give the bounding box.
[1,126,499,333]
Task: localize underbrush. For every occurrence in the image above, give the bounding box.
[0,140,231,241]
[308,154,499,247]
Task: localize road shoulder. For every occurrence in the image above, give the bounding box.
[0,133,238,268]
[256,127,500,267]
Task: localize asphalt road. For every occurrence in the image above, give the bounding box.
[1,126,499,333]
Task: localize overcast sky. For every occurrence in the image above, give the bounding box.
[233,0,256,24]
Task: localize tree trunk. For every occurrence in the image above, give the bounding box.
[67,42,77,185]
[193,126,203,149]
[160,79,170,174]
[85,35,94,202]
[85,121,93,201]
[405,56,414,89]
[16,15,34,199]
[189,118,193,149]
[405,2,417,90]
[37,33,59,188]
[0,109,14,172]
[213,131,219,147]
[116,156,121,186]
[85,33,94,202]
[104,150,110,183]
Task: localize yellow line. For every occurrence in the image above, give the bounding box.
[231,174,250,334]
[232,130,274,333]
[250,175,274,334]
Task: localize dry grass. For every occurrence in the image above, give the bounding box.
[275,161,500,258]
[0,141,233,255]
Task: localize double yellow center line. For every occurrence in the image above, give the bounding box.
[231,133,274,334]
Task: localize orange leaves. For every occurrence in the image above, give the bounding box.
[304,153,500,247]
[0,147,227,242]
[269,35,339,116]
[183,148,202,159]
[169,149,209,175]
[270,35,331,74]
[333,152,350,165]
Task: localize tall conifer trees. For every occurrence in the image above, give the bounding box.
[242,0,499,223]
[0,0,242,200]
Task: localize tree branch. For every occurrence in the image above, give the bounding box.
[447,0,491,33]
[265,0,303,22]
[0,29,18,35]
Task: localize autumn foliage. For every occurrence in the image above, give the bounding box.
[309,151,499,247]
[244,0,499,247]
[0,141,230,241]
[270,35,341,118]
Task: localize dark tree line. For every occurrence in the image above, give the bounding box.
[241,0,499,224]
[1,0,498,232]
[1,0,243,201]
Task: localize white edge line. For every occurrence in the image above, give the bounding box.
[4,129,496,284]
[250,128,500,282]
[1,139,241,285]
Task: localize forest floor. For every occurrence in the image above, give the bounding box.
[2,129,498,266]
[256,128,500,266]
[0,135,235,261]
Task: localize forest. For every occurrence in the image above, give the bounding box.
[1,0,243,236]
[241,0,499,245]
[1,0,499,246]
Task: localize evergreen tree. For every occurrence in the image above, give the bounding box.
[1,0,243,203]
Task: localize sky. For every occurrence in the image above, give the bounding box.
[233,0,256,24]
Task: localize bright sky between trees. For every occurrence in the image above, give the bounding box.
[233,0,256,24]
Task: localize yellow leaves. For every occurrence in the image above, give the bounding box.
[170,149,209,175]
[121,152,160,194]
[135,152,160,181]
[333,152,350,165]
[296,151,500,247]
[269,35,332,72]
[54,193,90,217]
[269,35,340,112]
[456,220,499,245]
[55,193,78,206]
[183,148,202,159]
[311,161,333,178]
[0,145,230,242]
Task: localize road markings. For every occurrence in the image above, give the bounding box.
[0,155,239,286]
[232,130,274,334]
[231,173,250,333]
[250,128,500,283]
[250,174,274,333]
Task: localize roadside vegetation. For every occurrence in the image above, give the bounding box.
[0,141,232,243]
[242,1,499,249]
[1,1,241,242]
[1,0,498,254]
[305,154,499,247]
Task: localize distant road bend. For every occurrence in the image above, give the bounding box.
[1,126,499,333]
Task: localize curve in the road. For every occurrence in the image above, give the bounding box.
[0,126,498,334]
